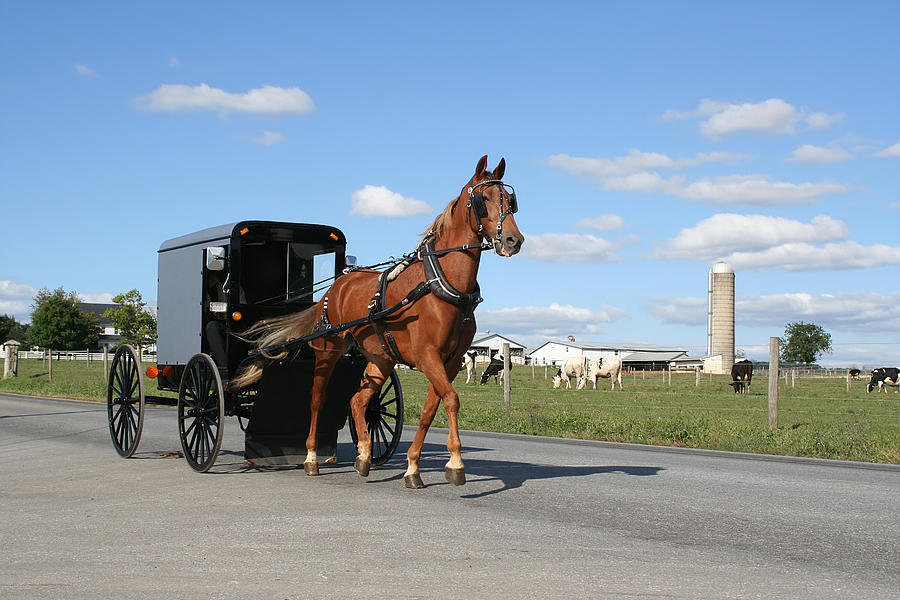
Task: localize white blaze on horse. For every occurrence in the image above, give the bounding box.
[463,350,477,384]
[552,356,589,389]
[586,356,624,390]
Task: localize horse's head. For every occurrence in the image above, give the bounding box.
[466,155,525,257]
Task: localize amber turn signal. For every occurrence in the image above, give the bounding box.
[146,366,159,378]
[232,311,242,321]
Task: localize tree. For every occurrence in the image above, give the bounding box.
[103,289,157,352]
[779,321,832,365]
[0,314,29,346]
[29,288,99,350]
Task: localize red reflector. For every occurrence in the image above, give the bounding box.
[146,366,159,378]
[161,366,175,377]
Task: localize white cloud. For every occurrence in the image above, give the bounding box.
[169,55,181,68]
[875,141,900,158]
[789,144,852,164]
[727,241,900,271]
[349,185,433,217]
[655,293,899,344]
[664,98,842,138]
[655,214,847,259]
[78,292,115,304]
[477,302,629,338]
[655,214,900,271]
[522,233,626,263]
[253,131,285,146]
[0,280,36,320]
[806,111,844,129]
[575,214,624,233]
[680,175,848,205]
[134,83,315,115]
[548,149,747,178]
[75,63,98,78]
[652,292,900,334]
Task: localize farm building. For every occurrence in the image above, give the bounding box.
[528,339,687,369]
[468,332,527,365]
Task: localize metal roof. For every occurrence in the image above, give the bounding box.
[158,223,237,253]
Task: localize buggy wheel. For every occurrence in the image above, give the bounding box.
[177,353,224,472]
[350,368,404,466]
[107,344,145,458]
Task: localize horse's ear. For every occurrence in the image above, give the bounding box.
[493,158,506,180]
[474,155,488,178]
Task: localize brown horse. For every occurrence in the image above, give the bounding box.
[232,155,524,488]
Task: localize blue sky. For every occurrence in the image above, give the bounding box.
[2,2,898,366]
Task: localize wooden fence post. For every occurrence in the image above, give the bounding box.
[768,337,779,429]
[502,342,511,410]
[48,348,53,381]
[695,368,701,387]
[103,345,109,380]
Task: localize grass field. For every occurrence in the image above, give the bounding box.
[2,358,898,464]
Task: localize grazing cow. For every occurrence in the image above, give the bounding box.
[729,359,753,394]
[463,350,478,384]
[866,367,900,393]
[552,356,588,389]
[848,368,861,380]
[586,357,624,390]
[480,354,511,385]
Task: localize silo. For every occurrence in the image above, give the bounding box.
[707,261,734,373]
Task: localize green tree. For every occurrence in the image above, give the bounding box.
[780,321,832,365]
[0,314,29,346]
[29,288,100,350]
[103,289,157,352]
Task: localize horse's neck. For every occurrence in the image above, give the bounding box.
[431,221,482,293]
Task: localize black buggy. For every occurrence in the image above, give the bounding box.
[106,221,404,472]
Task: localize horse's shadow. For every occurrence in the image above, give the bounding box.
[370,441,664,499]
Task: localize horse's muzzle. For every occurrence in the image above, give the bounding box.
[495,232,524,257]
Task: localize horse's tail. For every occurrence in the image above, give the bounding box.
[229,304,321,389]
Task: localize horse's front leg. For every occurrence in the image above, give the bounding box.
[404,353,466,488]
[349,361,392,477]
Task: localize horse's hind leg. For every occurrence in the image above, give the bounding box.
[304,344,342,476]
[349,360,393,477]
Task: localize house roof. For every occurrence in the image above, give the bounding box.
[532,339,687,354]
[620,350,687,363]
[79,303,120,324]
[470,332,526,349]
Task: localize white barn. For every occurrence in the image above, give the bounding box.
[468,332,527,365]
[528,339,687,368]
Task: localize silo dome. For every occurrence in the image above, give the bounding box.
[710,261,734,274]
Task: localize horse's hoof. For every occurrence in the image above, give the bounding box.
[354,457,371,477]
[445,467,466,486]
[404,474,425,489]
[303,462,319,476]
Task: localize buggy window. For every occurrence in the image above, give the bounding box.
[287,243,335,303]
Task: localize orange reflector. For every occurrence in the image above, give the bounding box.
[330,233,339,241]
[240,227,249,235]
[161,366,175,378]
[232,311,242,321]
[146,366,159,378]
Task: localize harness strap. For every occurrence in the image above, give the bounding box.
[419,240,484,308]
[367,278,431,367]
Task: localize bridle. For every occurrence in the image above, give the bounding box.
[466,179,518,247]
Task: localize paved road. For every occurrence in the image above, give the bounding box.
[1,392,898,599]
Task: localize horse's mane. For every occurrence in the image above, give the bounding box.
[419,170,493,239]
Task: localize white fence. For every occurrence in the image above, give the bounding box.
[6,350,156,362]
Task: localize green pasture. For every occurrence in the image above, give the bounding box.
[2,358,898,464]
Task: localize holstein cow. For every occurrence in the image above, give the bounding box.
[848,368,861,380]
[463,350,478,384]
[866,367,900,393]
[729,359,753,394]
[586,357,624,391]
[480,354,511,385]
[552,356,588,389]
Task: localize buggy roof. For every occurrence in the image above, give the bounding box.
[158,221,346,253]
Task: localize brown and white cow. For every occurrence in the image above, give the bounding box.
[551,356,588,389]
[586,357,624,390]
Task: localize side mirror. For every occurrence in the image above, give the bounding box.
[206,246,226,271]
[343,254,358,274]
